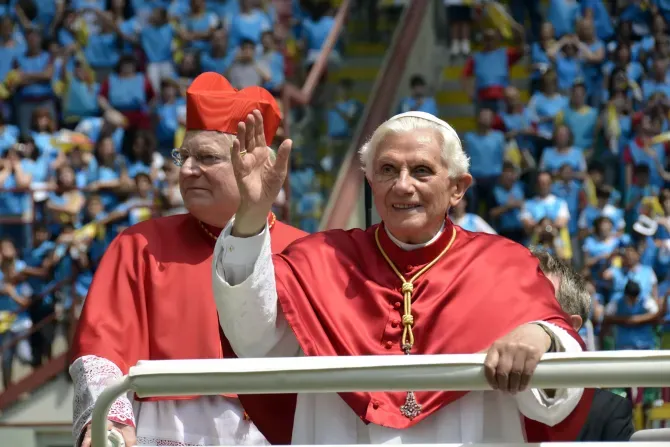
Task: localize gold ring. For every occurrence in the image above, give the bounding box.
[239,150,247,157]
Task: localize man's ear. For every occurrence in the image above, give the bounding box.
[569,315,583,331]
[449,174,473,207]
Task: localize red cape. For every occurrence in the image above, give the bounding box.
[71,213,305,444]
[270,219,592,439]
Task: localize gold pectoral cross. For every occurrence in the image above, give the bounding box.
[374,226,457,421]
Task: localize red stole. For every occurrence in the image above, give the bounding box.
[71,213,305,445]
[273,219,589,434]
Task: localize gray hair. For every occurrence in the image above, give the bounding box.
[531,248,590,322]
[358,112,470,178]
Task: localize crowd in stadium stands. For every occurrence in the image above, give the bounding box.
[399,0,670,411]
[0,0,347,390]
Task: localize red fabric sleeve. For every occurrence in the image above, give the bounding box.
[70,233,149,373]
[99,79,110,99]
[507,47,523,66]
[462,57,475,77]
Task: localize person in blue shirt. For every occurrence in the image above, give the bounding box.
[154,79,186,154]
[605,244,659,303]
[580,0,614,42]
[301,5,339,67]
[604,44,644,86]
[24,223,57,368]
[259,30,286,94]
[87,135,127,210]
[111,6,179,93]
[547,35,585,92]
[201,28,235,76]
[327,78,363,171]
[227,0,271,51]
[556,82,598,152]
[625,164,659,225]
[547,0,581,38]
[450,198,497,234]
[552,163,581,234]
[0,147,33,246]
[579,187,626,238]
[463,108,507,214]
[490,162,526,242]
[62,59,101,126]
[582,216,628,295]
[12,28,57,137]
[604,280,659,350]
[397,75,439,116]
[539,124,587,178]
[642,58,670,100]
[526,70,569,147]
[0,237,33,389]
[530,22,556,93]
[520,171,571,238]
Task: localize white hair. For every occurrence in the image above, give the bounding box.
[358,112,470,178]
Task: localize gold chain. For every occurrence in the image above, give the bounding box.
[199,213,277,241]
[374,225,457,353]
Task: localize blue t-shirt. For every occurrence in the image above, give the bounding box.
[540,146,586,175]
[463,130,506,178]
[492,182,525,231]
[328,99,362,139]
[397,96,439,116]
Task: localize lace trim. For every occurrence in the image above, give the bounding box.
[70,355,136,443]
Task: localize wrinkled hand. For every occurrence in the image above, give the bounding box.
[231,110,292,237]
[483,323,553,394]
[81,421,136,447]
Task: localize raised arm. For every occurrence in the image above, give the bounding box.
[212,110,299,358]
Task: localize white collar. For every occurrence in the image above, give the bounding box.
[384,221,446,251]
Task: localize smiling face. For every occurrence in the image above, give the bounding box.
[368,129,470,244]
[178,131,240,226]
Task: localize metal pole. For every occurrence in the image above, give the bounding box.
[91,376,132,447]
[123,352,670,398]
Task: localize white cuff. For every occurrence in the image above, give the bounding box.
[214,217,268,287]
[514,321,584,426]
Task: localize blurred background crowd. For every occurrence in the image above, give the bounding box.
[1,0,670,432]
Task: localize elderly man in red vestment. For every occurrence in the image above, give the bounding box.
[212,110,594,443]
[70,73,305,447]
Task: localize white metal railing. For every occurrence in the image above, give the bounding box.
[91,351,670,446]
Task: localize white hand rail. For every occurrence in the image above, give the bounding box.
[91,351,670,447]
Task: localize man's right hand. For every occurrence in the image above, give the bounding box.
[81,421,136,447]
[231,110,292,237]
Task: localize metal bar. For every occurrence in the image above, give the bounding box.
[91,376,133,447]
[91,353,670,446]
[122,351,670,398]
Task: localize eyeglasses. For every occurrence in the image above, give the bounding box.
[172,148,227,168]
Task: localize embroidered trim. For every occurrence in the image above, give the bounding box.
[70,355,136,442]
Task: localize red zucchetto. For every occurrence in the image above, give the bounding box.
[185,72,282,142]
